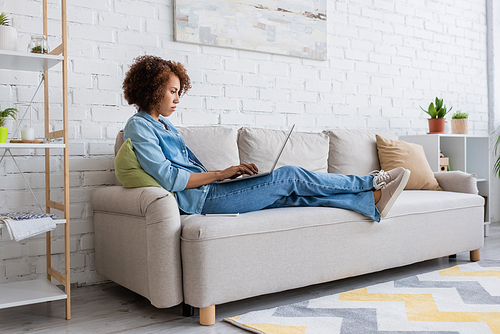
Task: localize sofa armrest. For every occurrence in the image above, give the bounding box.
[433,171,479,194]
[91,186,183,308]
[91,186,175,218]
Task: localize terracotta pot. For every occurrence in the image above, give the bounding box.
[451,118,468,134]
[0,127,8,143]
[428,118,445,134]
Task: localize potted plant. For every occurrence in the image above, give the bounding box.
[494,128,500,179]
[0,106,18,143]
[420,97,452,134]
[0,13,18,51]
[451,111,469,134]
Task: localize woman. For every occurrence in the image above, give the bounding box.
[122,55,410,221]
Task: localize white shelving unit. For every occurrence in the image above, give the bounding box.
[0,219,67,229]
[0,50,64,72]
[0,279,67,310]
[0,143,65,149]
[401,134,491,237]
[0,0,71,320]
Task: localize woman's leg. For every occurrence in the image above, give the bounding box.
[201,165,380,221]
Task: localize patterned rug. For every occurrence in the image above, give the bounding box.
[224,260,500,334]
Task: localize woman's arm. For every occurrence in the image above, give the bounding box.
[186,163,258,189]
[125,119,191,192]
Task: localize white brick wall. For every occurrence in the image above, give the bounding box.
[0,0,490,285]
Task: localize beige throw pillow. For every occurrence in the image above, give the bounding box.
[376,135,442,191]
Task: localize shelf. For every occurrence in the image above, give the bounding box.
[0,143,65,149]
[0,279,66,309]
[400,134,491,237]
[419,134,489,138]
[0,50,63,72]
[0,219,66,229]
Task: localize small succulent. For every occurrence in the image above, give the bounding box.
[0,13,9,26]
[420,97,452,119]
[0,106,18,128]
[31,45,47,53]
[451,111,468,119]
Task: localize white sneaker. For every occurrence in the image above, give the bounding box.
[372,167,406,190]
[376,169,411,218]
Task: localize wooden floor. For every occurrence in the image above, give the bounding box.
[1,224,499,333]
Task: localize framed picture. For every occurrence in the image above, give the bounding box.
[174,1,327,60]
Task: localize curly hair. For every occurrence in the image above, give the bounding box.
[123,55,191,113]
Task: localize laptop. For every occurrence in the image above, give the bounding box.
[218,124,295,184]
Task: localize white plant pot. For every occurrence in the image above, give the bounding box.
[0,25,18,51]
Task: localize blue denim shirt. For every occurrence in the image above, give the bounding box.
[123,111,209,214]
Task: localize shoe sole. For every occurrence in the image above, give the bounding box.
[380,169,411,219]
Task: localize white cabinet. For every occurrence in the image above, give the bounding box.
[0,0,70,320]
[400,134,490,237]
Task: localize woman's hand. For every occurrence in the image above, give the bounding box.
[217,163,259,181]
[186,163,259,189]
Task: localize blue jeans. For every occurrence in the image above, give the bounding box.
[201,166,381,222]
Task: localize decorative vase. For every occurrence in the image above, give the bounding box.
[428,118,445,134]
[451,118,469,134]
[0,25,18,51]
[0,127,8,143]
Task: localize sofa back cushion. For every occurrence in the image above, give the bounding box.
[114,127,239,183]
[324,129,398,176]
[115,130,125,156]
[177,126,240,171]
[238,127,329,173]
[114,130,125,186]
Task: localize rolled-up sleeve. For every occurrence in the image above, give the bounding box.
[125,120,190,192]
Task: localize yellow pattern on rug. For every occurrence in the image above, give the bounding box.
[339,273,500,333]
[243,323,306,334]
[439,266,500,278]
[225,262,500,334]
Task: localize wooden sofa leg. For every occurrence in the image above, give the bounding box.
[200,305,215,326]
[470,249,481,262]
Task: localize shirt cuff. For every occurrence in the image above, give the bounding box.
[171,168,191,192]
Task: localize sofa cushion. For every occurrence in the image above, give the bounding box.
[177,126,240,171]
[323,129,398,176]
[376,135,442,191]
[115,130,125,156]
[114,130,126,186]
[433,171,478,194]
[180,191,484,307]
[114,138,162,189]
[238,127,329,173]
[181,191,483,240]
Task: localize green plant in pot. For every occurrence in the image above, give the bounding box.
[0,106,18,143]
[0,13,7,25]
[451,111,469,134]
[420,97,452,134]
[494,129,500,179]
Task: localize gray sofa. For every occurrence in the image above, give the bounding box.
[91,127,485,326]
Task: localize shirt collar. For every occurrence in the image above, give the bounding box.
[137,111,169,130]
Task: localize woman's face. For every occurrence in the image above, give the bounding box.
[151,74,180,120]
